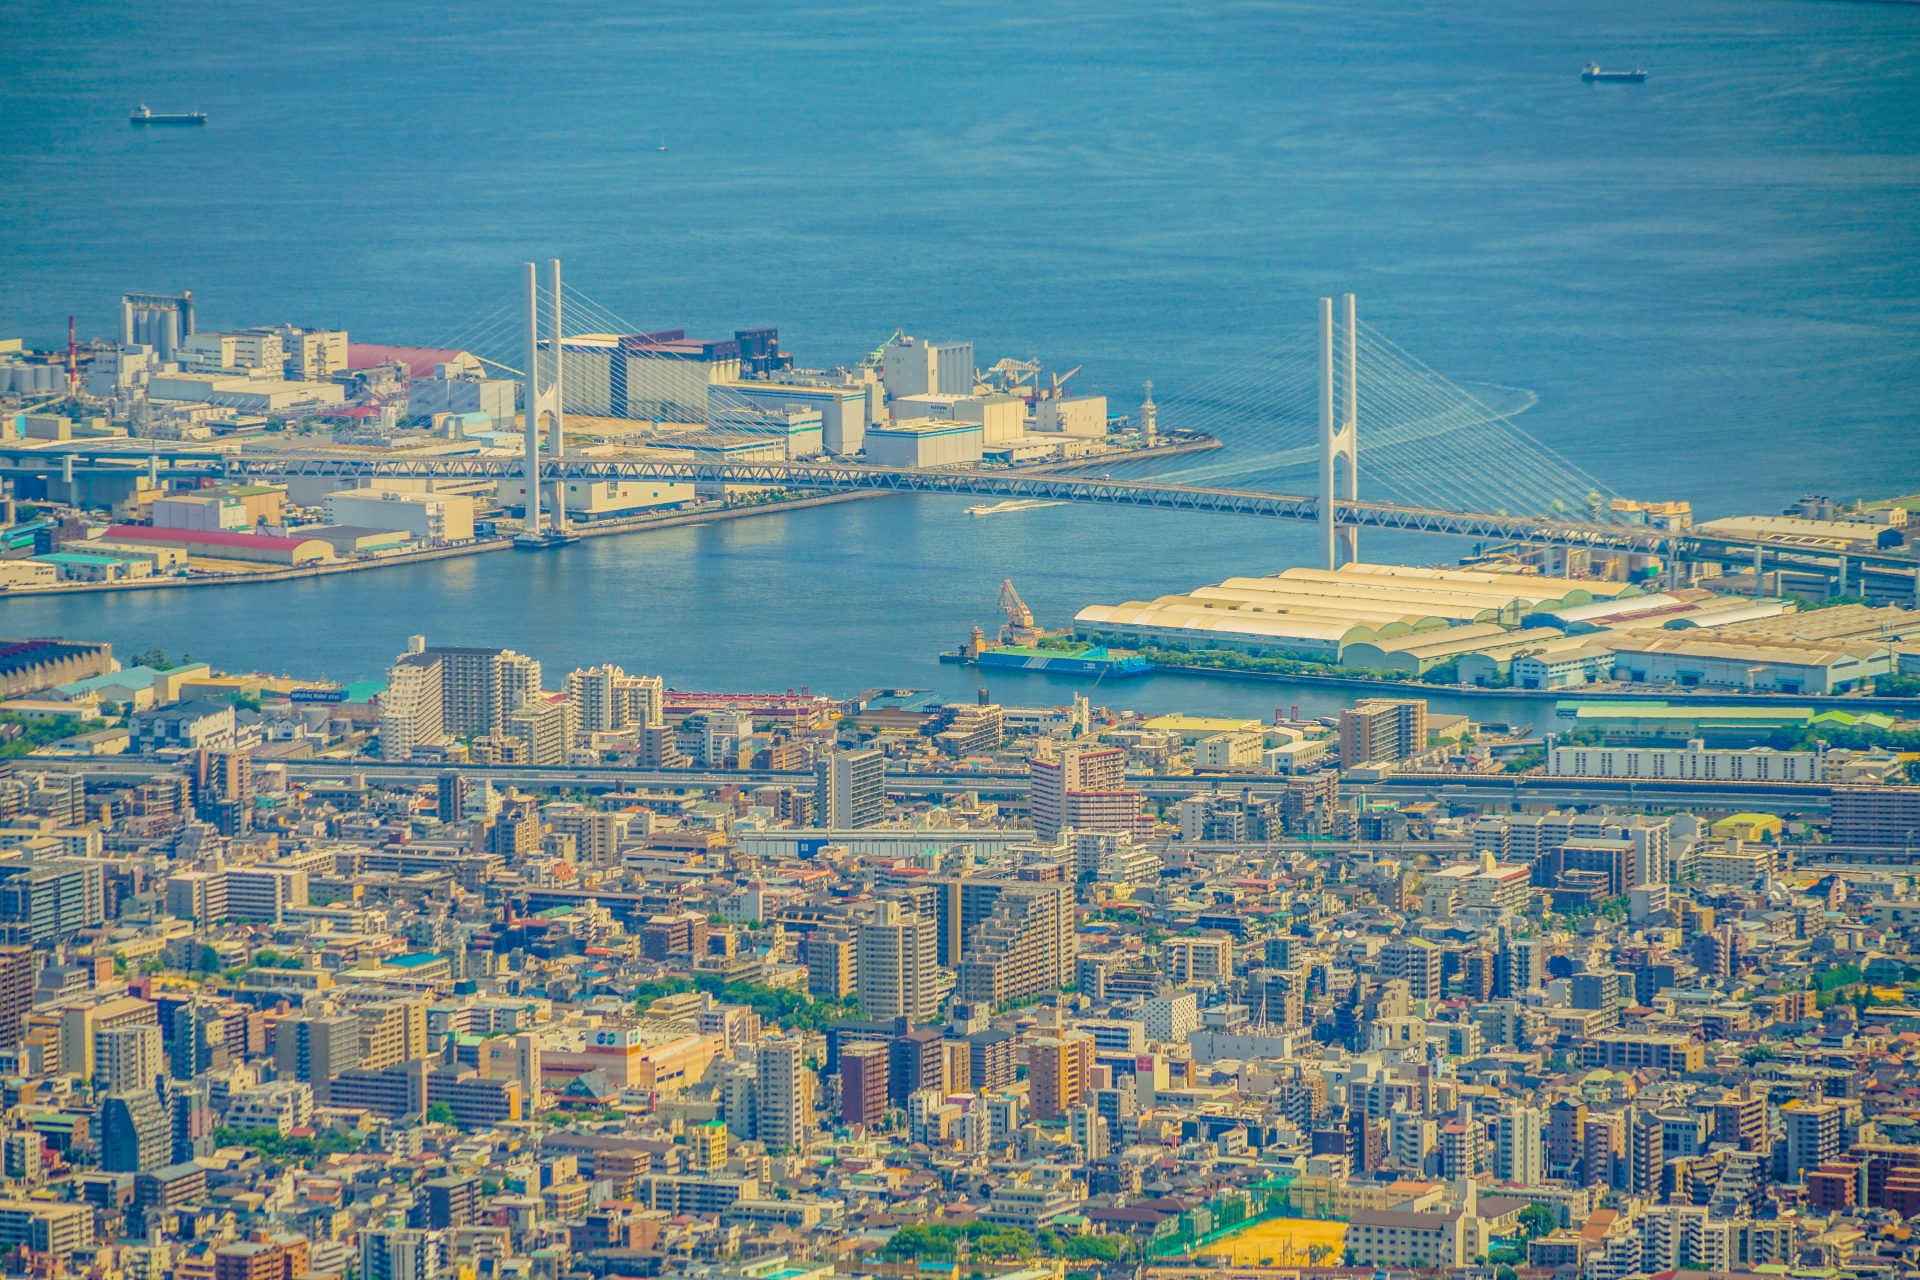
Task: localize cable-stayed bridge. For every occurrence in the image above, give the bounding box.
[4,261,1672,558]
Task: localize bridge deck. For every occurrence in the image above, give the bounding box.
[1,447,1675,551]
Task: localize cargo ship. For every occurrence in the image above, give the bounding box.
[938,578,1151,677]
[1581,64,1646,83]
[131,105,207,125]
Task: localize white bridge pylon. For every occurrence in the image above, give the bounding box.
[521,259,565,541]
[1319,293,1359,571]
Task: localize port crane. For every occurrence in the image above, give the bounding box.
[997,578,1044,646]
[976,357,1041,397]
[858,329,907,372]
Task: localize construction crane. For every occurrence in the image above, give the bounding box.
[858,328,907,372]
[1040,364,1082,400]
[976,357,1042,397]
[998,578,1044,646]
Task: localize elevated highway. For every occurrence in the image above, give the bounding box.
[34,756,1833,812]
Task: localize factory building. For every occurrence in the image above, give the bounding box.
[405,364,515,426]
[882,335,974,398]
[496,478,696,523]
[1604,634,1890,695]
[1075,564,1646,662]
[891,393,1028,443]
[1550,741,1819,782]
[1033,396,1109,437]
[556,331,742,423]
[146,371,344,413]
[720,382,871,455]
[709,405,823,459]
[323,490,476,545]
[865,418,983,469]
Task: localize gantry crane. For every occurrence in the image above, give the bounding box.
[998,578,1044,646]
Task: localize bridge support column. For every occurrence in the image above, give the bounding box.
[519,261,566,545]
[523,263,542,538]
[548,258,566,533]
[1319,295,1359,570]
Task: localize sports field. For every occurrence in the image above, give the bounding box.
[1197,1218,1348,1266]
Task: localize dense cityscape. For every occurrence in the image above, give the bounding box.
[3,6,1920,1280]
[0,611,1906,1280]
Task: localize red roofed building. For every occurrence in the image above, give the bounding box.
[346,345,483,379]
[105,525,335,566]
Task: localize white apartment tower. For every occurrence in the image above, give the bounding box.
[754,1034,807,1153]
[857,900,940,1023]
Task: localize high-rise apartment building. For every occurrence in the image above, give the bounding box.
[1584,1109,1623,1188]
[171,1081,215,1163]
[1030,745,1143,841]
[1784,1101,1843,1179]
[381,646,446,762]
[1547,1099,1587,1172]
[566,666,665,735]
[361,1229,445,1280]
[755,1035,806,1153]
[1494,1106,1545,1186]
[840,1042,890,1129]
[543,803,620,865]
[1441,1118,1480,1179]
[1028,1032,1094,1121]
[100,1091,170,1172]
[1380,938,1443,1000]
[1162,935,1235,987]
[0,946,31,1049]
[504,698,570,766]
[273,1008,362,1103]
[856,901,940,1023]
[95,1023,163,1095]
[1338,698,1429,767]
[953,880,1075,1007]
[804,931,855,1000]
[1628,1109,1664,1196]
[422,1176,478,1230]
[425,643,519,736]
[817,749,885,829]
[0,858,106,947]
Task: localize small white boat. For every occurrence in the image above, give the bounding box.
[967,499,1065,517]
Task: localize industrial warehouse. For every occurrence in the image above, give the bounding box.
[1075,563,1920,694]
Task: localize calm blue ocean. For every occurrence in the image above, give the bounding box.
[0,0,1915,717]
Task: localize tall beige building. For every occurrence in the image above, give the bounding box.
[1030,744,1138,841]
[954,879,1075,1007]
[1339,699,1429,766]
[505,698,570,765]
[421,642,543,736]
[754,1034,807,1153]
[857,900,940,1023]
[94,1023,163,1094]
[274,1007,361,1103]
[381,646,446,761]
[566,665,665,735]
[484,1034,542,1110]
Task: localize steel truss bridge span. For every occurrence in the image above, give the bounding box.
[205,454,1672,552]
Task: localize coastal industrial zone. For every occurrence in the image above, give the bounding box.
[4,288,1920,1280]
[0,290,1195,590]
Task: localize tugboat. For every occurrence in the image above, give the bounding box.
[1581,63,1647,83]
[130,105,207,125]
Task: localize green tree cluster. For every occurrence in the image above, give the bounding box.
[0,714,87,757]
[629,975,860,1033]
[212,1125,365,1159]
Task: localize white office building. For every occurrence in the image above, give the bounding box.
[865,418,983,468]
[1550,741,1818,782]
